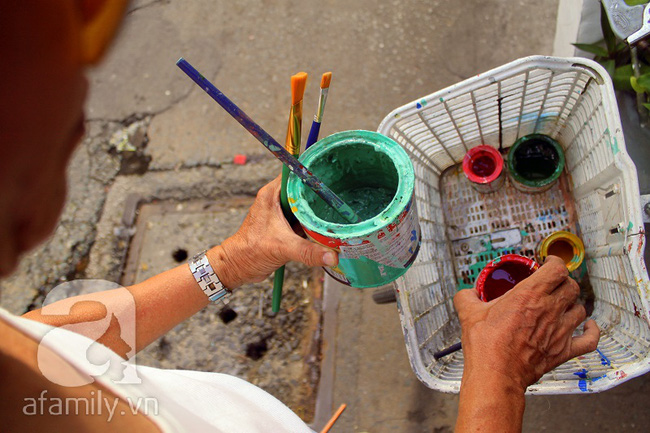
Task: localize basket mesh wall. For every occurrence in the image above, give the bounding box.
[379,57,649,394]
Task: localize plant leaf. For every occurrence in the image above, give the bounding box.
[631,76,645,93]
[601,3,617,55]
[602,59,616,78]
[643,103,650,111]
[636,73,650,91]
[611,65,650,91]
[613,65,635,91]
[572,43,609,58]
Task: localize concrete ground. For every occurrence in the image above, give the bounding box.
[2,0,650,432]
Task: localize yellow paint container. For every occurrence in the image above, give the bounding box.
[537,231,585,272]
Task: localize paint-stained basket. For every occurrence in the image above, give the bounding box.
[378,56,649,394]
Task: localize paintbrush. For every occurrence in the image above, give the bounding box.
[305,72,332,149]
[433,341,462,360]
[320,403,347,433]
[280,72,307,218]
[273,72,308,313]
[176,58,361,224]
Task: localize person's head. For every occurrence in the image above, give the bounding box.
[0,1,128,276]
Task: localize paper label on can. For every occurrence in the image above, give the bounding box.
[305,196,420,269]
[339,202,419,268]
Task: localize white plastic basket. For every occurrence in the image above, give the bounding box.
[377,56,649,394]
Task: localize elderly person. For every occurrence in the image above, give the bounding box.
[0,1,599,432]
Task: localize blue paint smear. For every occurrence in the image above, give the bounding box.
[573,369,606,392]
[596,348,611,366]
[573,369,588,392]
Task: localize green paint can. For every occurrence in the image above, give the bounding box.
[287,130,420,288]
[507,134,565,193]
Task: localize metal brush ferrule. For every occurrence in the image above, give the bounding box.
[314,88,329,123]
[286,100,303,156]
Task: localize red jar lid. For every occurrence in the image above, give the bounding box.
[462,145,504,185]
[475,254,539,302]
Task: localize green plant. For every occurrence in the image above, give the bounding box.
[573,2,650,111]
[632,74,650,110]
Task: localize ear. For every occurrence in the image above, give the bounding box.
[77,0,129,64]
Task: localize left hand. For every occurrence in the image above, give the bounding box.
[208,176,338,289]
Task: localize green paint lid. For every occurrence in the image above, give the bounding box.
[507,134,565,188]
[287,130,415,239]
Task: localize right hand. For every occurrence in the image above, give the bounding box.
[454,255,600,391]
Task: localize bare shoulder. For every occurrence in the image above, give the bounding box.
[0,318,160,433]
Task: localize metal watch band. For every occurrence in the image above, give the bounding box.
[189,251,230,303]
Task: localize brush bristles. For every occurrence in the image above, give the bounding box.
[320,72,332,89]
[291,72,308,105]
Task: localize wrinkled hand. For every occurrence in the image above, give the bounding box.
[208,176,338,289]
[454,256,600,391]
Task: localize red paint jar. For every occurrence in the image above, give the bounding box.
[475,254,540,302]
[462,145,505,193]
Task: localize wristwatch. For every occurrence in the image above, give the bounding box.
[189,250,231,303]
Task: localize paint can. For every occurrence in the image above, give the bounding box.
[287,130,421,288]
[462,145,505,193]
[506,134,565,193]
[537,230,585,272]
[475,254,539,302]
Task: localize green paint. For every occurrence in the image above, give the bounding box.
[610,136,620,155]
[628,221,634,231]
[288,130,412,237]
[420,98,428,107]
[287,130,418,288]
[300,142,398,227]
[456,246,515,289]
[520,229,529,237]
[578,261,588,279]
[455,238,515,290]
[507,134,565,189]
[338,256,404,287]
[605,128,620,155]
[316,186,395,224]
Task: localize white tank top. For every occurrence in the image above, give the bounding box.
[0,307,315,433]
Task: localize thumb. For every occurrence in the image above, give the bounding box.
[453,288,483,311]
[570,319,600,358]
[282,236,338,268]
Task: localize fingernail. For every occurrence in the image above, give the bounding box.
[323,251,338,267]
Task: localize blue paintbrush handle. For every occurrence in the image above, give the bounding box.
[433,342,462,360]
[176,58,360,224]
[305,121,321,150]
